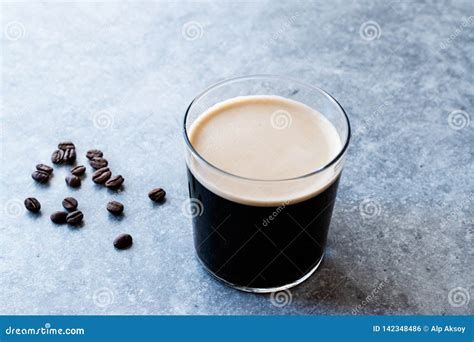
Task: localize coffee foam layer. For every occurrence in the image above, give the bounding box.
[187,95,343,206]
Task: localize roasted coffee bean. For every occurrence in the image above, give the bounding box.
[36,164,53,175]
[105,175,124,189]
[32,170,49,183]
[62,197,78,211]
[66,210,83,225]
[63,148,77,164]
[58,141,75,150]
[86,149,103,160]
[65,174,81,188]
[90,157,108,169]
[107,201,124,215]
[148,188,166,202]
[51,149,64,164]
[51,211,68,224]
[114,233,133,249]
[71,165,86,176]
[24,197,41,212]
[92,167,111,184]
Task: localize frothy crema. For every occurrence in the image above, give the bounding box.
[186,95,343,206]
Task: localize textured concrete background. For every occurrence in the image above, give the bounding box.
[1,0,473,315]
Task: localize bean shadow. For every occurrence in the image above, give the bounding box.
[149,198,167,208]
[27,211,42,220]
[32,180,51,190]
[67,220,85,230]
[106,185,125,193]
[107,212,126,222]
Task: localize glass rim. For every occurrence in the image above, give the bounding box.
[182,74,351,182]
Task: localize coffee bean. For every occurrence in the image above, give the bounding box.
[148,188,166,202]
[58,141,75,150]
[105,175,124,189]
[71,165,86,176]
[86,149,103,160]
[62,197,78,211]
[32,170,49,183]
[114,233,133,249]
[65,174,81,188]
[66,210,83,225]
[92,167,111,184]
[63,148,76,164]
[90,157,108,169]
[51,211,68,224]
[51,149,64,164]
[36,164,53,175]
[107,201,124,215]
[58,141,75,151]
[24,197,41,212]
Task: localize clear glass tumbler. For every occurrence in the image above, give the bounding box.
[183,75,350,293]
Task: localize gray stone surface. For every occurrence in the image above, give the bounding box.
[1,0,473,315]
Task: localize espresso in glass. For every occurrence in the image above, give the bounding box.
[183,76,350,292]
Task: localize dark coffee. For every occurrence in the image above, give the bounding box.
[184,92,349,291]
[188,169,341,289]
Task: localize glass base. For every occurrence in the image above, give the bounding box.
[196,253,325,293]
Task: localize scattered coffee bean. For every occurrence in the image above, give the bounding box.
[58,141,75,150]
[50,211,68,224]
[63,148,76,164]
[148,188,166,202]
[66,210,83,225]
[71,165,86,176]
[105,175,124,189]
[51,149,64,164]
[90,157,108,169]
[24,197,41,212]
[65,174,81,188]
[92,167,112,184]
[32,170,49,183]
[36,164,53,175]
[86,149,103,160]
[114,233,133,249]
[62,197,78,211]
[107,201,124,215]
